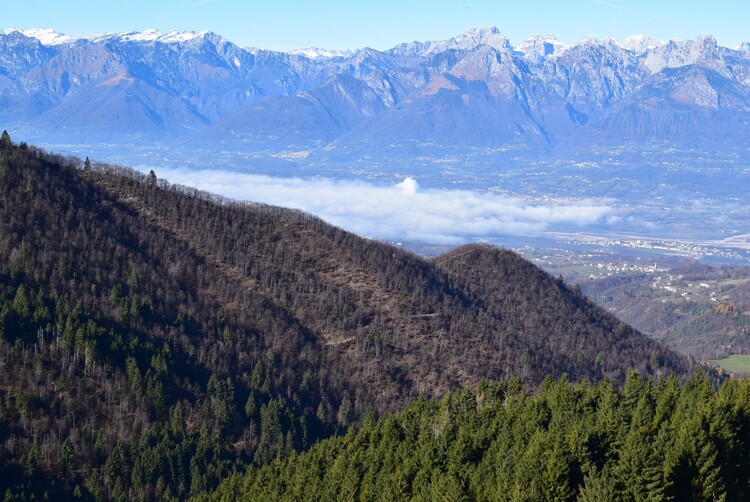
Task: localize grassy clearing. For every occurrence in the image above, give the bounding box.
[711,354,750,374]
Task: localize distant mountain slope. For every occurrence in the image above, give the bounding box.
[2,27,750,157]
[593,65,750,143]
[201,73,387,150]
[0,136,691,497]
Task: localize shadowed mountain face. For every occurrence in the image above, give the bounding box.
[1,27,749,157]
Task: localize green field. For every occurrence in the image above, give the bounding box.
[712,355,750,373]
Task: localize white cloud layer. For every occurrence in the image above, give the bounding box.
[148,168,615,245]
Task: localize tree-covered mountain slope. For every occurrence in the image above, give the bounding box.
[204,373,750,501]
[0,135,691,499]
[431,245,689,383]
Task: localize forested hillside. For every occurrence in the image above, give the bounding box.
[0,134,692,499]
[205,373,750,501]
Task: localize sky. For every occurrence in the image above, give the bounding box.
[2,0,748,51]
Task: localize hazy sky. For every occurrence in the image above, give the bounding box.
[3,0,748,51]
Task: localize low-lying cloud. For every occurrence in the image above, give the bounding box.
[148,168,615,245]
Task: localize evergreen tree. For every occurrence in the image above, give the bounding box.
[20,442,40,477]
[543,435,575,501]
[337,396,353,426]
[615,394,665,500]
[577,466,616,502]
[171,402,186,437]
[59,437,74,475]
[693,422,726,502]
[0,130,11,149]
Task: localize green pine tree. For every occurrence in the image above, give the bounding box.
[59,437,74,475]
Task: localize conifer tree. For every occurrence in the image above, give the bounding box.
[693,423,726,502]
[59,437,74,475]
[0,130,11,149]
[577,467,616,502]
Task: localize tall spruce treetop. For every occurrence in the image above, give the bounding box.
[0,130,11,149]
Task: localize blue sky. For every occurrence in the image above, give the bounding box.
[3,0,748,50]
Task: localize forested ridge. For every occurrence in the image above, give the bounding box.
[0,133,693,499]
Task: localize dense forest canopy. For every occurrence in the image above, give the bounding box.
[0,133,696,499]
[204,373,750,502]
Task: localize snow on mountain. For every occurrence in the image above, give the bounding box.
[576,35,622,47]
[3,28,77,45]
[117,29,163,42]
[618,35,665,54]
[290,47,353,59]
[159,30,210,44]
[643,35,720,73]
[3,27,217,47]
[390,26,512,58]
[516,35,567,62]
[112,29,211,44]
[2,25,750,151]
[424,26,512,55]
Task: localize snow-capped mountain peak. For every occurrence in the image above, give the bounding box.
[2,28,219,47]
[290,47,353,59]
[116,29,209,44]
[517,34,567,61]
[2,24,750,157]
[619,35,665,54]
[118,28,161,42]
[392,26,512,57]
[578,35,600,45]
[3,27,77,45]
[643,35,720,73]
[434,26,512,54]
[454,26,509,47]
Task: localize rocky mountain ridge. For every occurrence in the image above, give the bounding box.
[1,26,749,159]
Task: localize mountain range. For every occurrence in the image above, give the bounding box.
[2,26,749,162]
